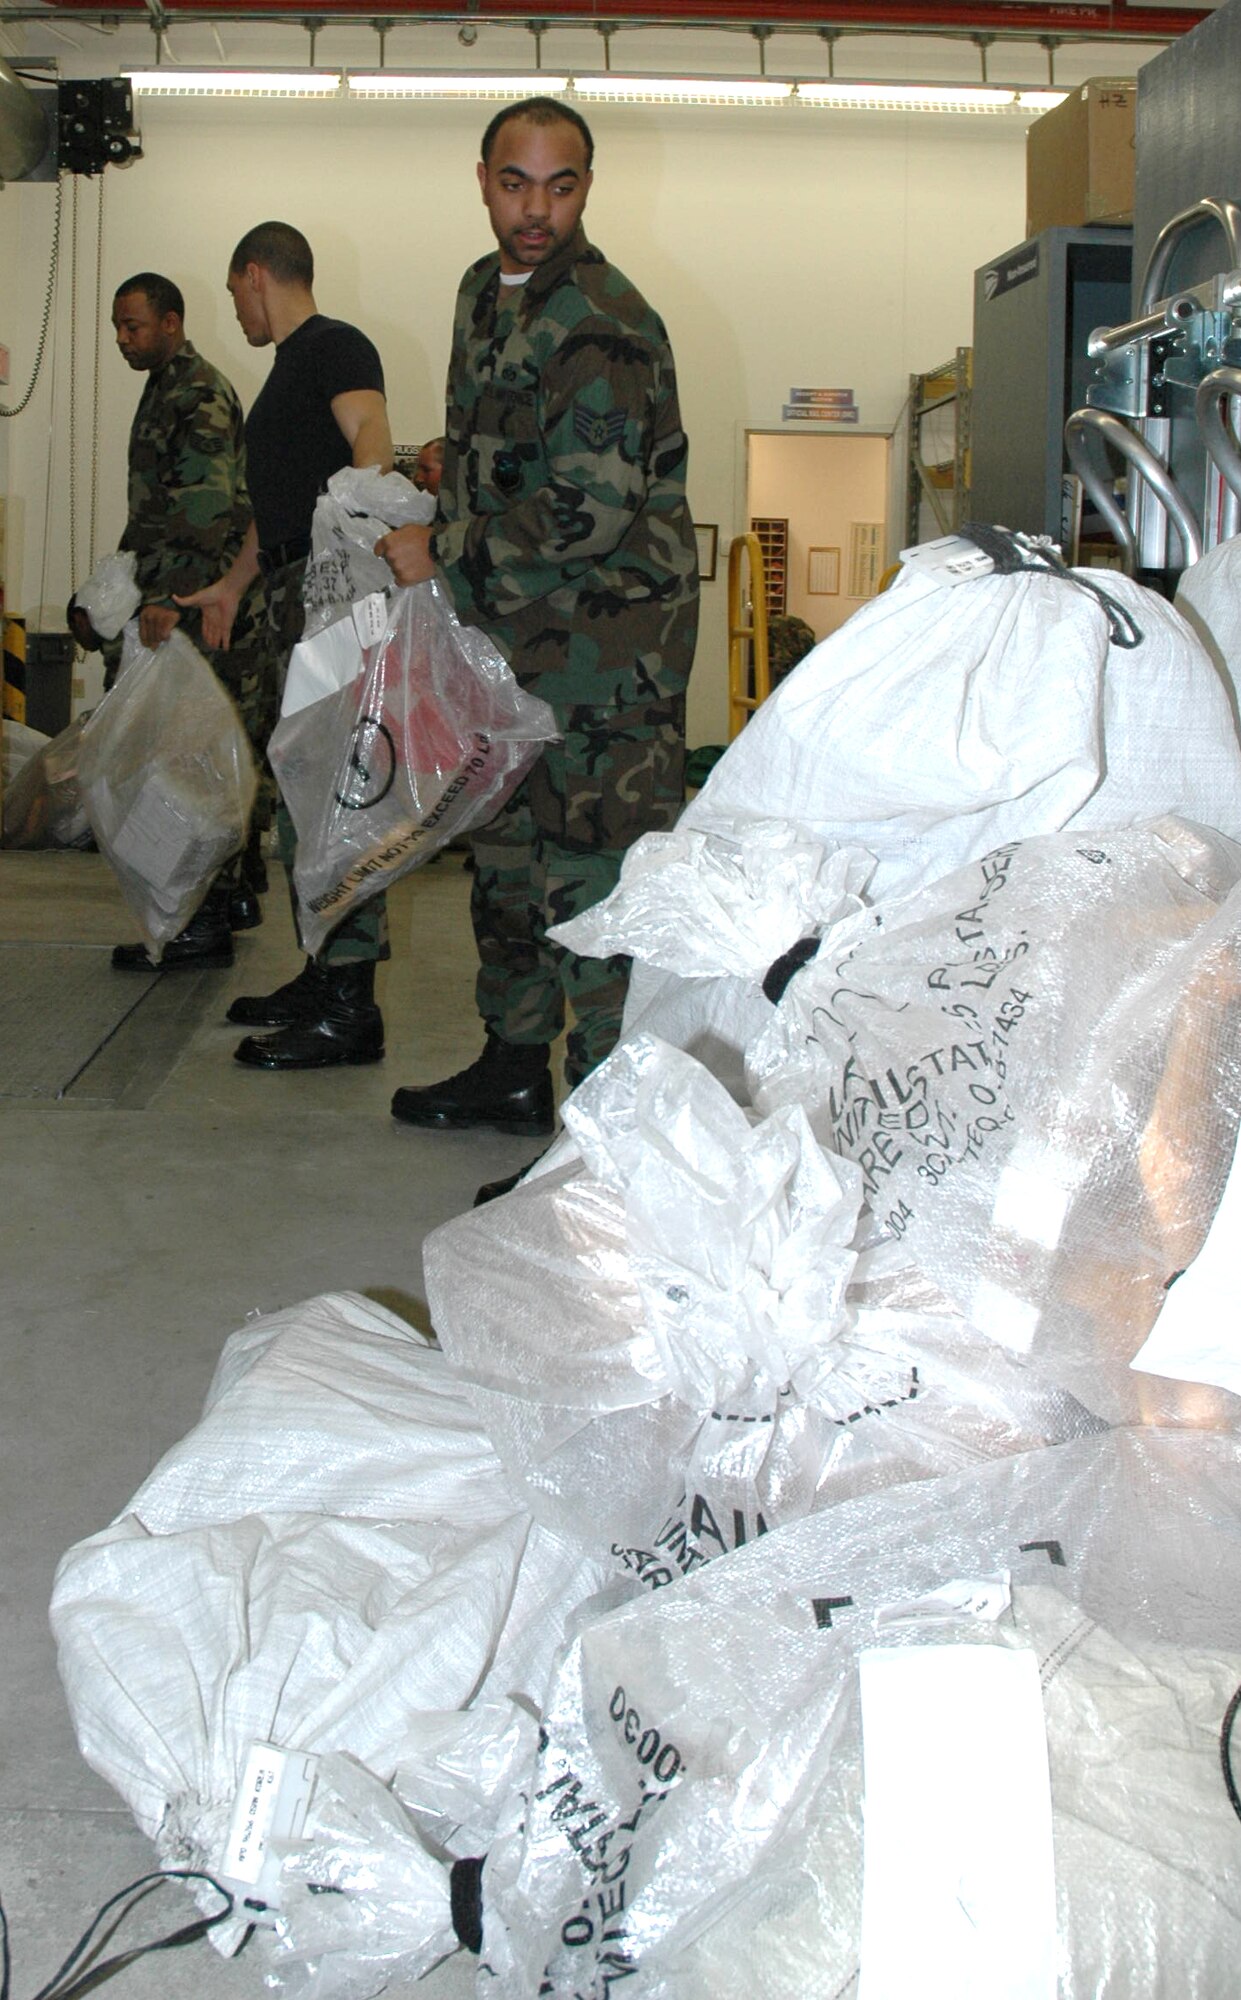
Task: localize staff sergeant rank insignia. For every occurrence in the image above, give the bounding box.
[574,404,628,452]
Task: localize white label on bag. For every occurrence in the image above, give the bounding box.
[221,1742,288,1886]
[899,534,994,585]
[218,1741,319,1919]
[858,1645,1056,2000]
[352,591,389,649]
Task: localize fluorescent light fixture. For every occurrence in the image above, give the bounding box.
[573,74,793,106]
[125,69,342,97]
[348,72,568,98]
[122,67,1070,114]
[796,81,1066,114]
[1018,90,1069,111]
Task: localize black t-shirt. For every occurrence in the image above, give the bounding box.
[245,314,385,551]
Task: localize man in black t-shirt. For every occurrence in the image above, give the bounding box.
[179,222,395,1071]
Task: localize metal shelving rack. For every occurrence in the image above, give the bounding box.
[906,348,972,546]
[749,516,788,617]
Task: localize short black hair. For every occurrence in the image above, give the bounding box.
[229,221,314,287]
[480,97,594,171]
[113,272,184,320]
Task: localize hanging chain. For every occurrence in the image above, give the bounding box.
[0,173,65,419]
[68,172,80,585]
[90,170,105,568]
[35,225,64,634]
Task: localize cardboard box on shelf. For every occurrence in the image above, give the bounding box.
[1027,79,1136,236]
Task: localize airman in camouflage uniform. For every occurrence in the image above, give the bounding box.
[382,99,698,1144]
[104,274,274,966]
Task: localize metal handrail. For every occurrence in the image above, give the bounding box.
[1140,197,1241,313]
[727,533,770,741]
[1195,365,1241,509]
[1064,408,1204,572]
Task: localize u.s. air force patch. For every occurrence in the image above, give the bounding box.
[573,404,628,452]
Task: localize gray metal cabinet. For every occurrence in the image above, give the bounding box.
[970,227,1132,549]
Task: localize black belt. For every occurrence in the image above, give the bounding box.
[257,536,311,578]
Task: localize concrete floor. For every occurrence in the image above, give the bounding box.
[0,847,544,1998]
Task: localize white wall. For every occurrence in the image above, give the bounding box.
[3,91,1035,741]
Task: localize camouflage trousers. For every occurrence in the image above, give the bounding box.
[265,557,389,966]
[470,692,686,1088]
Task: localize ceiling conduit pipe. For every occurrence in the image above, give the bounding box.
[30,0,1215,31]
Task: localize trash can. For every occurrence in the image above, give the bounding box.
[24,630,74,737]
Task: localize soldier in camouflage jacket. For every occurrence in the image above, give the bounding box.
[382,99,699,1140]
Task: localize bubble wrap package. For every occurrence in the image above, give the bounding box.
[481,1428,1241,2000]
[748,817,1241,1423]
[77,624,257,955]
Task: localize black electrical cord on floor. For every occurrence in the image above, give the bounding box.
[0,1870,237,2000]
[1219,1681,1241,1825]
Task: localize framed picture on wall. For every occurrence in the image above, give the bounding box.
[694,523,719,582]
[807,546,841,595]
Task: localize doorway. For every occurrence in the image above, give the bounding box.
[746,431,891,645]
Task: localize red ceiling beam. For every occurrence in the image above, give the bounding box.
[36,0,1211,29]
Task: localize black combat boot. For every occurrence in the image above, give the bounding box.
[241,822,270,896]
[233,961,384,1070]
[112,882,234,971]
[391,1034,554,1136]
[229,825,269,928]
[474,1147,549,1206]
[228,882,263,931]
[226,957,327,1028]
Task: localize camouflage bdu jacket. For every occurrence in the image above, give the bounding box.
[431,226,699,717]
[121,340,252,604]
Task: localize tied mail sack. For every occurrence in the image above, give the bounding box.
[51,1290,605,1982]
[269,579,557,957]
[600,557,1241,1087]
[424,1033,1100,1586]
[682,558,1241,902]
[1175,532,1241,723]
[76,623,256,956]
[480,1428,1241,2000]
[747,816,1241,1426]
